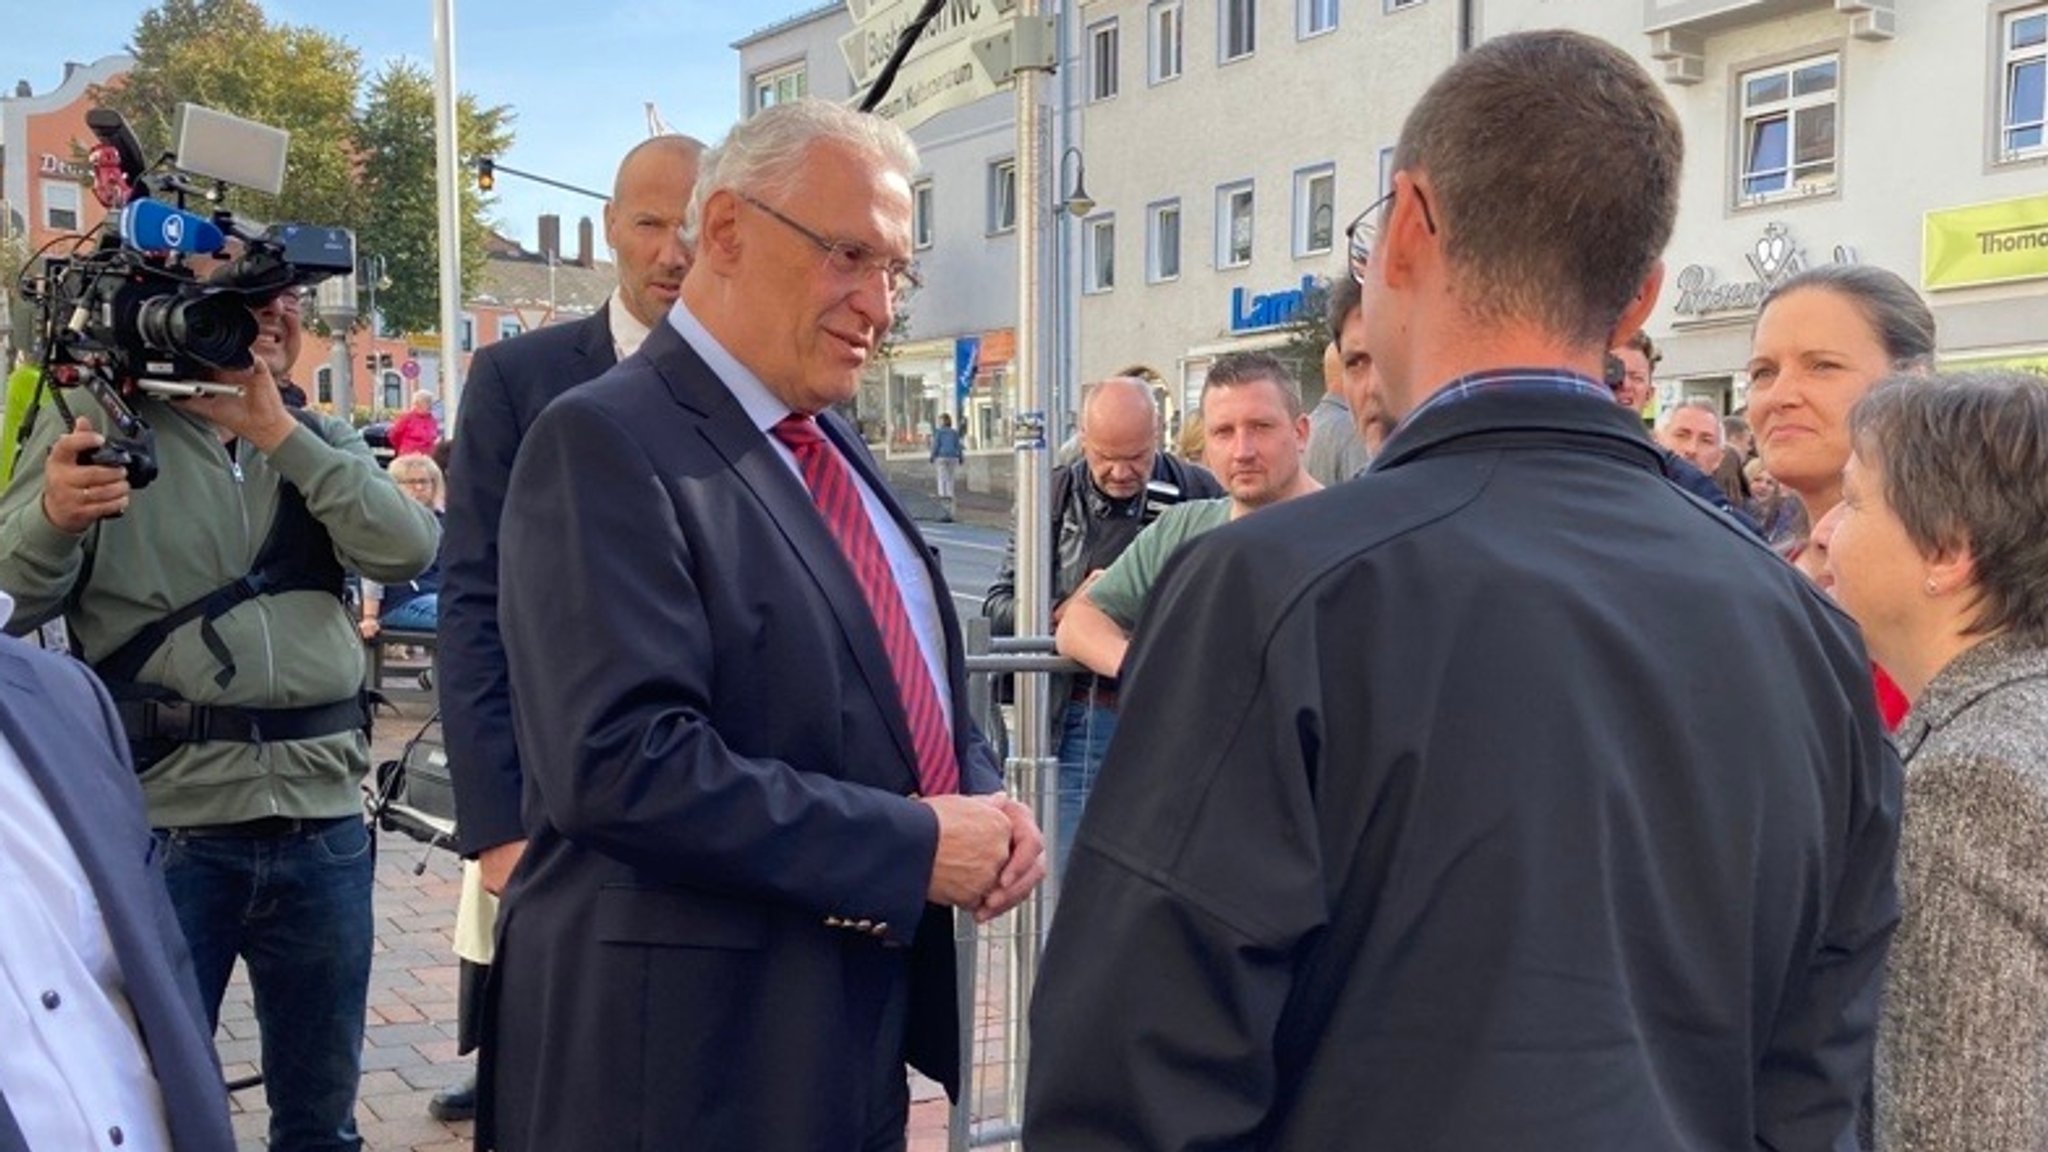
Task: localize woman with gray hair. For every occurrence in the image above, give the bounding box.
[1822,370,2048,1152]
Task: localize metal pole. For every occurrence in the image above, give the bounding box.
[1005,0,1054,1141]
[432,0,465,422]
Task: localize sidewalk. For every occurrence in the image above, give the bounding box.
[216,661,958,1150]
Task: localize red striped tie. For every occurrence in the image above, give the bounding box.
[771,414,960,796]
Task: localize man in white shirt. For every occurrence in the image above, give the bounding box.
[0,593,234,1152]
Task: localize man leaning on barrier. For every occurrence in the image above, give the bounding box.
[0,280,439,1152]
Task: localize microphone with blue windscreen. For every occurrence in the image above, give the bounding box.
[119,199,227,256]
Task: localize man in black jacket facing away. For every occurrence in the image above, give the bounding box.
[982,376,1221,873]
[1027,30,1899,1152]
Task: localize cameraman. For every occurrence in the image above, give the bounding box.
[981,375,1221,874]
[0,283,439,1152]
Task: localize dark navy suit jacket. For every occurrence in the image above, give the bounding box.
[442,308,615,855]
[0,637,234,1152]
[482,319,999,1151]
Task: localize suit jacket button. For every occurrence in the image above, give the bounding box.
[40,989,60,1010]
[109,1126,125,1146]
[824,916,844,928]
[854,919,873,931]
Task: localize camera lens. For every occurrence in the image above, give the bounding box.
[135,291,257,370]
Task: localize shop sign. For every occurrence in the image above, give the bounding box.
[39,153,86,179]
[1923,193,2048,292]
[1227,274,1324,333]
[1672,222,1857,318]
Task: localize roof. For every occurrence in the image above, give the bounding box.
[468,249,615,317]
[732,2,842,49]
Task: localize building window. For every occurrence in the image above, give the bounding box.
[1090,19,1120,102]
[383,373,403,410]
[1294,165,1336,257]
[1217,181,1255,269]
[1386,0,1424,10]
[912,179,935,249]
[1221,0,1257,62]
[988,158,1017,235]
[1148,200,1182,283]
[499,316,524,341]
[1300,0,1338,39]
[1737,53,1839,205]
[459,315,475,353]
[2002,6,2047,161]
[315,365,333,406]
[1084,215,1116,294]
[1149,0,1183,83]
[752,63,807,114]
[41,179,81,232]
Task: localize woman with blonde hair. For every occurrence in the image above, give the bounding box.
[360,453,445,636]
[1823,371,2048,1151]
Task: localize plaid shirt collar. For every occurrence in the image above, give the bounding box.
[1395,368,1612,436]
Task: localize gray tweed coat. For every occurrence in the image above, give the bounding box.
[1877,633,2048,1152]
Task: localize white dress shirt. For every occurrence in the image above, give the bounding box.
[609,290,654,362]
[0,613,174,1151]
[665,301,954,730]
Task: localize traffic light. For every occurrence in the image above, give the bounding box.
[477,157,495,192]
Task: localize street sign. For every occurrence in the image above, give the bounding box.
[858,37,1006,132]
[840,0,1009,92]
[400,358,420,381]
[511,305,552,332]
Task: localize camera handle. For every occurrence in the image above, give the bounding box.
[44,361,162,491]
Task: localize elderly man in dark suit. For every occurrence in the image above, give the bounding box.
[434,133,701,1121]
[0,601,236,1152]
[485,99,1044,1151]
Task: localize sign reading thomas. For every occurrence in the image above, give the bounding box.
[1228,275,1325,333]
[1923,192,2048,291]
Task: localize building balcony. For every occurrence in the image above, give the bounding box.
[1646,0,1895,85]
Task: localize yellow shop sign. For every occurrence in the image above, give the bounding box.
[1923,193,2048,291]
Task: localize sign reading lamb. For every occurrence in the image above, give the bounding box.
[841,0,1007,92]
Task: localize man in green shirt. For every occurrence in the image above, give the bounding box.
[1057,351,1322,680]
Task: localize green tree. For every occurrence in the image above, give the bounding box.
[1279,275,1335,403]
[94,0,366,232]
[354,60,514,336]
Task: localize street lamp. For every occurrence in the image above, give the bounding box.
[1058,146,1094,218]
[361,254,391,337]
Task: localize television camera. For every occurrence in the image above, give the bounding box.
[11,103,355,489]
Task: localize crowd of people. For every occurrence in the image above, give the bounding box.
[0,23,2044,1152]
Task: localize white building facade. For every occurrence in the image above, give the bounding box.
[1080,0,2047,418]
[1072,0,1459,424]
[1480,0,2047,411]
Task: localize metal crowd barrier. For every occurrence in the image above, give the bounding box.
[951,619,1080,1151]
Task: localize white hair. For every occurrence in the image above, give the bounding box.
[681,99,918,250]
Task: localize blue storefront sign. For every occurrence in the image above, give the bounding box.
[954,335,980,411]
[1228,274,1324,333]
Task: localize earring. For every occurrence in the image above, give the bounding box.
[1925,578,1940,596]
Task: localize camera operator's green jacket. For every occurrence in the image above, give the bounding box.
[0,396,440,828]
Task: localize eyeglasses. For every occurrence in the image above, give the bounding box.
[1345,182,1438,286]
[737,192,921,304]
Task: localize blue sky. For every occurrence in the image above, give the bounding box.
[2,1,815,249]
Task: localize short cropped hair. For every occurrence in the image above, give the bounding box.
[1722,414,1750,440]
[1620,328,1660,366]
[1658,398,1721,430]
[1391,30,1682,347]
[1760,264,1936,372]
[1850,370,2048,645]
[1326,274,1363,344]
[1201,351,1303,419]
[683,99,916,251]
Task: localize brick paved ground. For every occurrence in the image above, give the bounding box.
[216,657,991,1151]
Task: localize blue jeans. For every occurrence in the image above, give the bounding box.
[155,816,374,1152]
[1055,700,1119,877]
[380,594,438,632]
